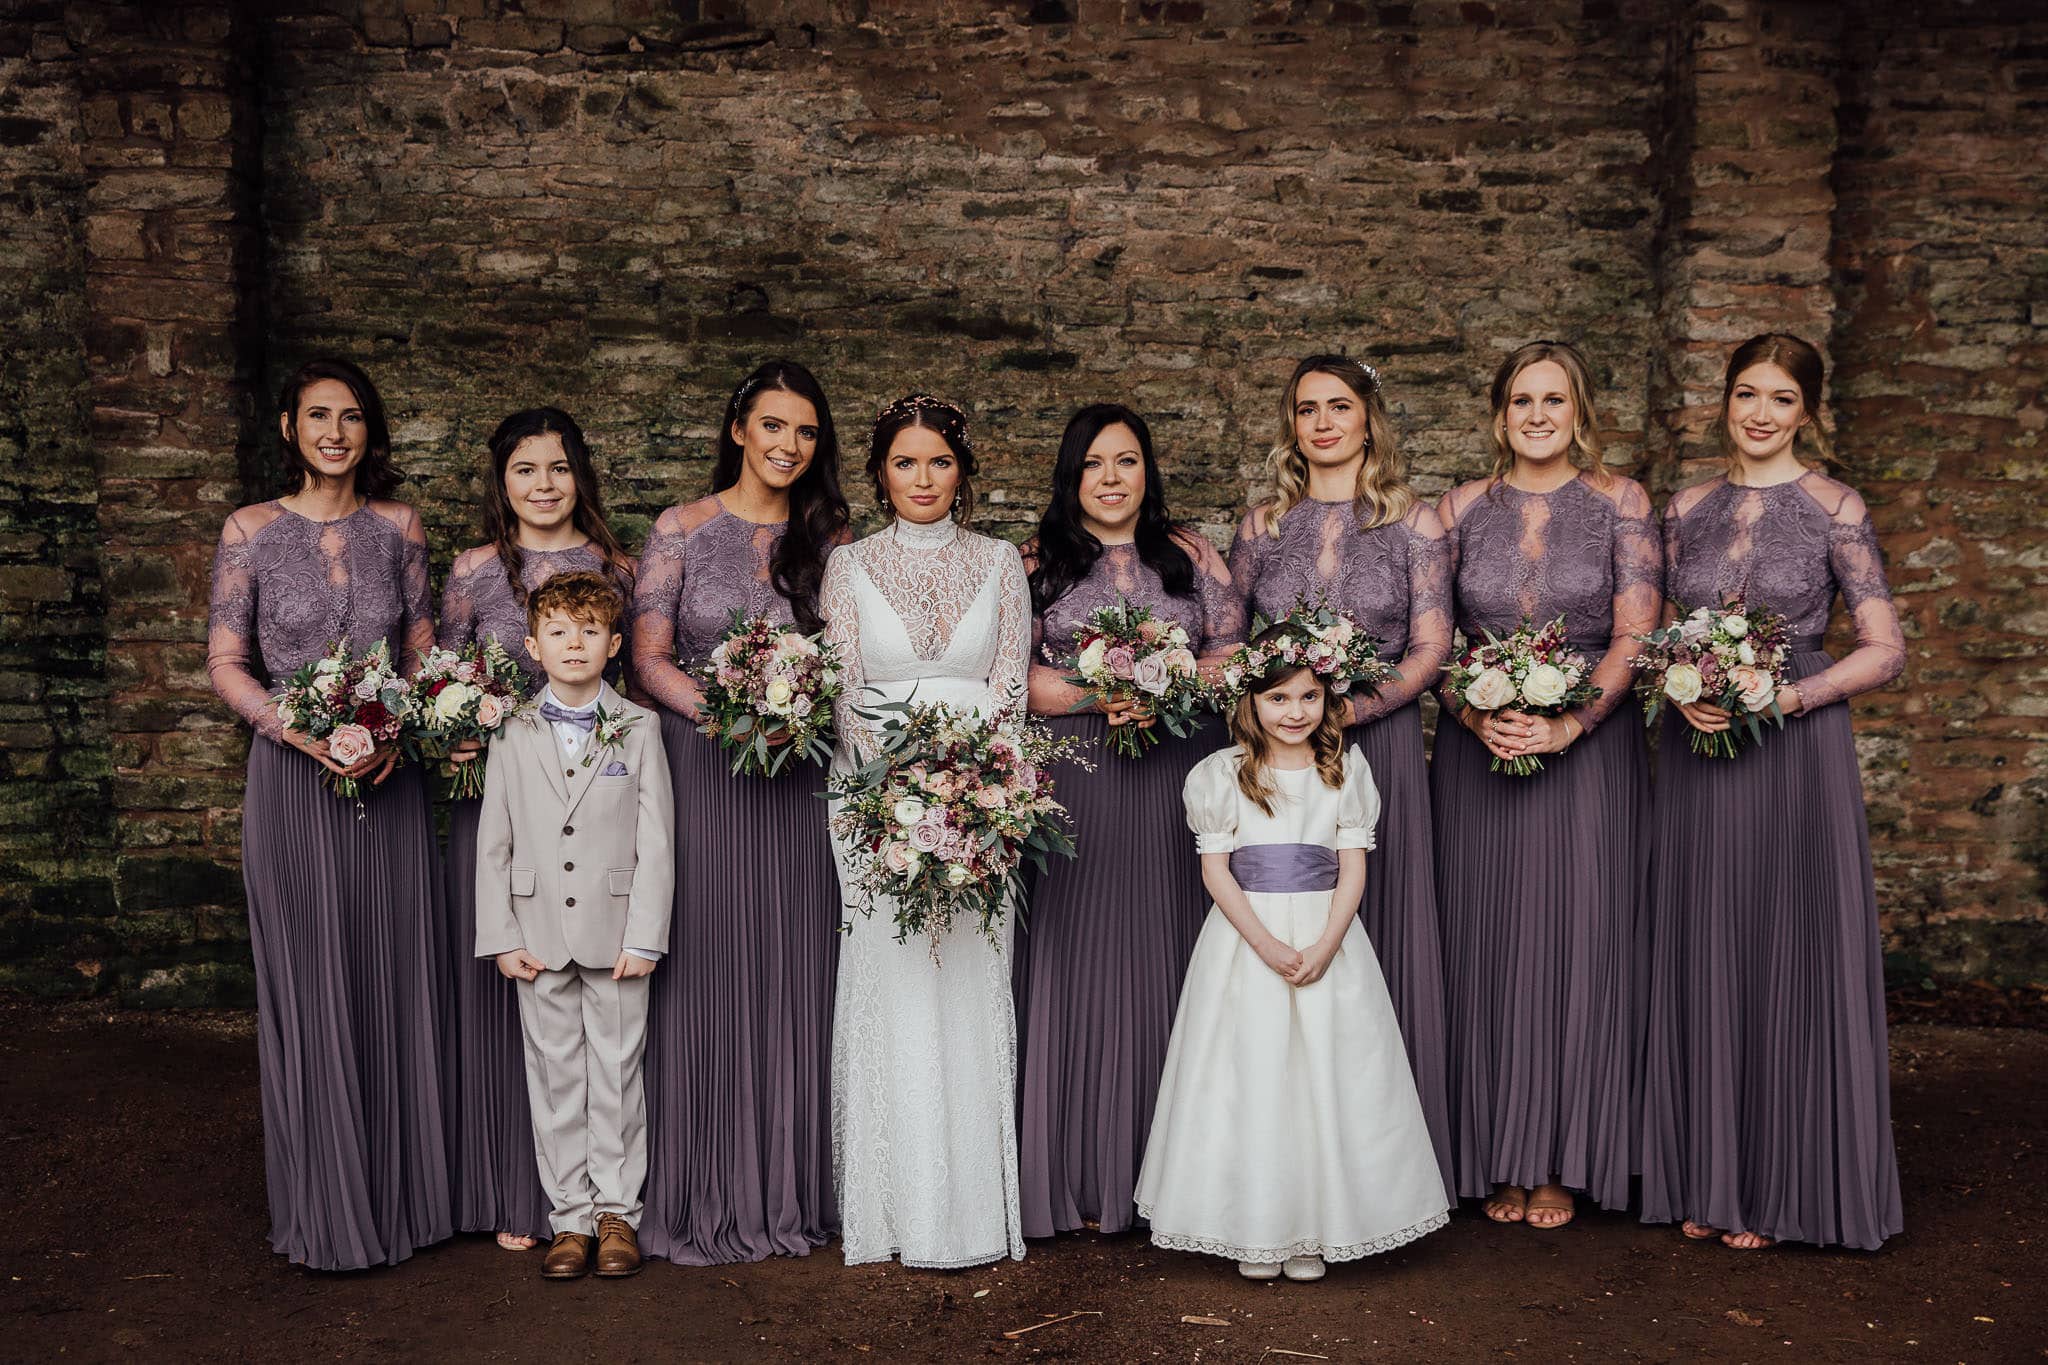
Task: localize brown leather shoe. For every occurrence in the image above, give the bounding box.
[593,1213,642,1277]
[541,1231,593,1279]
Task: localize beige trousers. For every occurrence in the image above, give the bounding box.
[515,964,650,1235]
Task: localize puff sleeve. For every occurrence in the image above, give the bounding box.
[1182,747,1242,855]
[1335,745,1382,851]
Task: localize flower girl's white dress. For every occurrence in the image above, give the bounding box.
[1135,745,1450,1264]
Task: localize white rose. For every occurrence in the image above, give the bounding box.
[1463,666,1515,711]
[1737,640,1756,666]
[1165,624,1189,648]
[1663,662,1704,705]
[1721,614,1748,639]
[892,796,926,829]
[945,863,971,887]
[432,681,477,722]
[764,677,795,710]
[276,698,296,728]
[313,657,342,677]
[1520,662,1568,709]
[1076,637,1108,678]
[312,671,339,698]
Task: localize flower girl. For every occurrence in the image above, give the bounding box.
[1135,623,1450,1281]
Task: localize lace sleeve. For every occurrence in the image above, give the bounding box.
[1226,507,1270,620]
[207,509,283,742]
[1794,487,1906,711]
[1186,530,1248,661]
[1432,484,1477,717]
[1572,479,1662,733]
[989,539,1032,716]
[628,509,707,721]
[1354,503,1450,726]
[1021,541,1091,718]
[395,504,436,676]
[1659,496,1683,627]
[438,550,484,652]
[821,543,874,759]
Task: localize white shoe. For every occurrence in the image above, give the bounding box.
[1237,1260,1282,1280]
[1282,1255,1326,1282]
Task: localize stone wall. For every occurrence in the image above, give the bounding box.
[0,0,2041,1001]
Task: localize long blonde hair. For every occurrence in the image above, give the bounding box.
[1264,354,1413,536]
[1226,663,1347,816]
[1486,340,1612,489]
[1717,332,1834,472]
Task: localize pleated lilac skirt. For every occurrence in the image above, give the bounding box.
[240,739,452,1270]
[1638,650,1903,1249]
[1348,701,1454,1201]
[443,797,552,1242]
[641,710,840,1264]
[1430,695,1648,1210]
[1014,712,1216,1238]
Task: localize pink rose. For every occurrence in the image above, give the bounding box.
[475,693,504,729]
[1729,665,1776,713]
[327,723,375,767]
[882,841,919,875]
[1164,647,1198,676]
[908,816,946,853]
[1136,618,1165,644]
[974,786,1007,809]
[1131,652,1171,696]
[1104,645,1136,680]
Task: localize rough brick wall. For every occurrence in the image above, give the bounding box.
[0,0,2041,1001]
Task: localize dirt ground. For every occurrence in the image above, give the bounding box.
[2,1000,2043,1364]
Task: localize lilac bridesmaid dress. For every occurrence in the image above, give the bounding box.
[1230,497,1456,1197]
[437,542,631,1244]
[1639,471,1905,1249]
[206,499,452,1270]
[631,496,840,1264]
[1429,473,1660,1211]
[1015,536,1245,1238]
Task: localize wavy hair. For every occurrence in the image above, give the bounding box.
[482,407,633,609]
[1264,354,1411,536]
[276,357,401,499]
[1486,340,1612,490]
[1029,403,1196,616]
[1717,332,1834,469]
[711,359,850,632]
[868,393,978,526]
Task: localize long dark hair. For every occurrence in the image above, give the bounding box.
[482,407,633,607]
[1030,403,1196,616]
[712,359,849,632]
[277,357,400,499]
[867,393,979,525]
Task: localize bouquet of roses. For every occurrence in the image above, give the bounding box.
[1632,599,1791,758]
[274,638,412,801]
[1445,616,1600,776]
[827,692,1086,957]
[694,611,843,777]
[1058,598,1213,758]
[406,639,526,799]
[1218,600,1399,704]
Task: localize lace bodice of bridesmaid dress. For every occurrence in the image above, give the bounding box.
[1662,471,1905,711]
[439,542,634,691]
[1228,498,1453,725]
[206,499,435,741]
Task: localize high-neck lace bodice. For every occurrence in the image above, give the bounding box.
[439,542,635,690]
[207,499,436,741]
[1228,497,1452,725]
[1662,471,1904,711]
[1025,535,1246,716]
[1437,473,1661,730]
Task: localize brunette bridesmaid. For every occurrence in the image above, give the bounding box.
[1228,355,1455,1195]
[1015,404,1246,1238]
[206,357,451,1269]
[438,408,636,1252]
[1431,340,1658,1229]
[1639,334,1905,1251]
[633,359,851,1264]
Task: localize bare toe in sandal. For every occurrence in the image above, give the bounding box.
[1483,1185,1528,1224]
[1525,1185,1575,1230]
[496,1232,538,1252]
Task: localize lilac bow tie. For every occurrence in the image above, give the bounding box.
[539,701,597,731]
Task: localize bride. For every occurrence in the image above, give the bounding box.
[822,394,1031,1267]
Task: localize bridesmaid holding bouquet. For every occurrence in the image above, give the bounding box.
[1431,341,1659,1230]
[1639,334,1905,1251]
[1015,403,1246,1239]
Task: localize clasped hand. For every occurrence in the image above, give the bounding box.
[1097,693,1156,730]
[1255,933,1340,989]
[1677,685,1801,734]
[285,727,399,785]
[1467,707,1573,762]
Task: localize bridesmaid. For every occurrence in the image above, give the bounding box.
[206,357,451,1269]
[1016,403,1246,1239]
[1228,355,1455,1195]
[633,358,851,1264]
[438,408,636,1253]
[1431,340,1659,1229]
[1639,334,1905,1250]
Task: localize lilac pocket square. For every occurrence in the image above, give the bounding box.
[600,760,629,777]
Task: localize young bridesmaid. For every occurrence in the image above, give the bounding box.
[1136,623,1449,1282]
[206,357,451,1269]
[1639,334,1905,1251]
[438,409,636,1253]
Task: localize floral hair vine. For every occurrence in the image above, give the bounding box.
[875,392,969,440]
[1217,600,1399,703]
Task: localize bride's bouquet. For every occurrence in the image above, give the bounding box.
[274,638,412,802]
[694,611,843,777]
[827,693,1085,956]
[405,639,526,799]
[1057,598,1212,758]
[1632,599,1791,758]
[1445,616,1600,776]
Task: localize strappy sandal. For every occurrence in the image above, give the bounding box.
[1681,1220,1719,1240]
[1721,1230,1775,1250]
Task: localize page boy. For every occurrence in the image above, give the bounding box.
[475,571,674,1280]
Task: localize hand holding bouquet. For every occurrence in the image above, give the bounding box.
[274,638,411,801]
[827,694,1086,957]
[1060,599,1213,759]
[406,639,526,799]
[1218,601,1399,705]
[694,611,843,777]
[1632,599,1790,758]
[1445,616,1600,776]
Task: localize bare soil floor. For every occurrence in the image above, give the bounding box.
[2,1001,2042,1364]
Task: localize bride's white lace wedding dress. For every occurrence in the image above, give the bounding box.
[821,515,1032,1267]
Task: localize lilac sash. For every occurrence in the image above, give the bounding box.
[1228,843,1338,894]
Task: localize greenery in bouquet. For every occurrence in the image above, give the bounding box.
[1057,597,1215,759]
[1445,616,1601,777]
[405,639,527,800]
[274,638,411,801]
[1633,599,1791,759]
[694,611,843,777]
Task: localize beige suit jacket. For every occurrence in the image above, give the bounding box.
[473,681,675,971]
